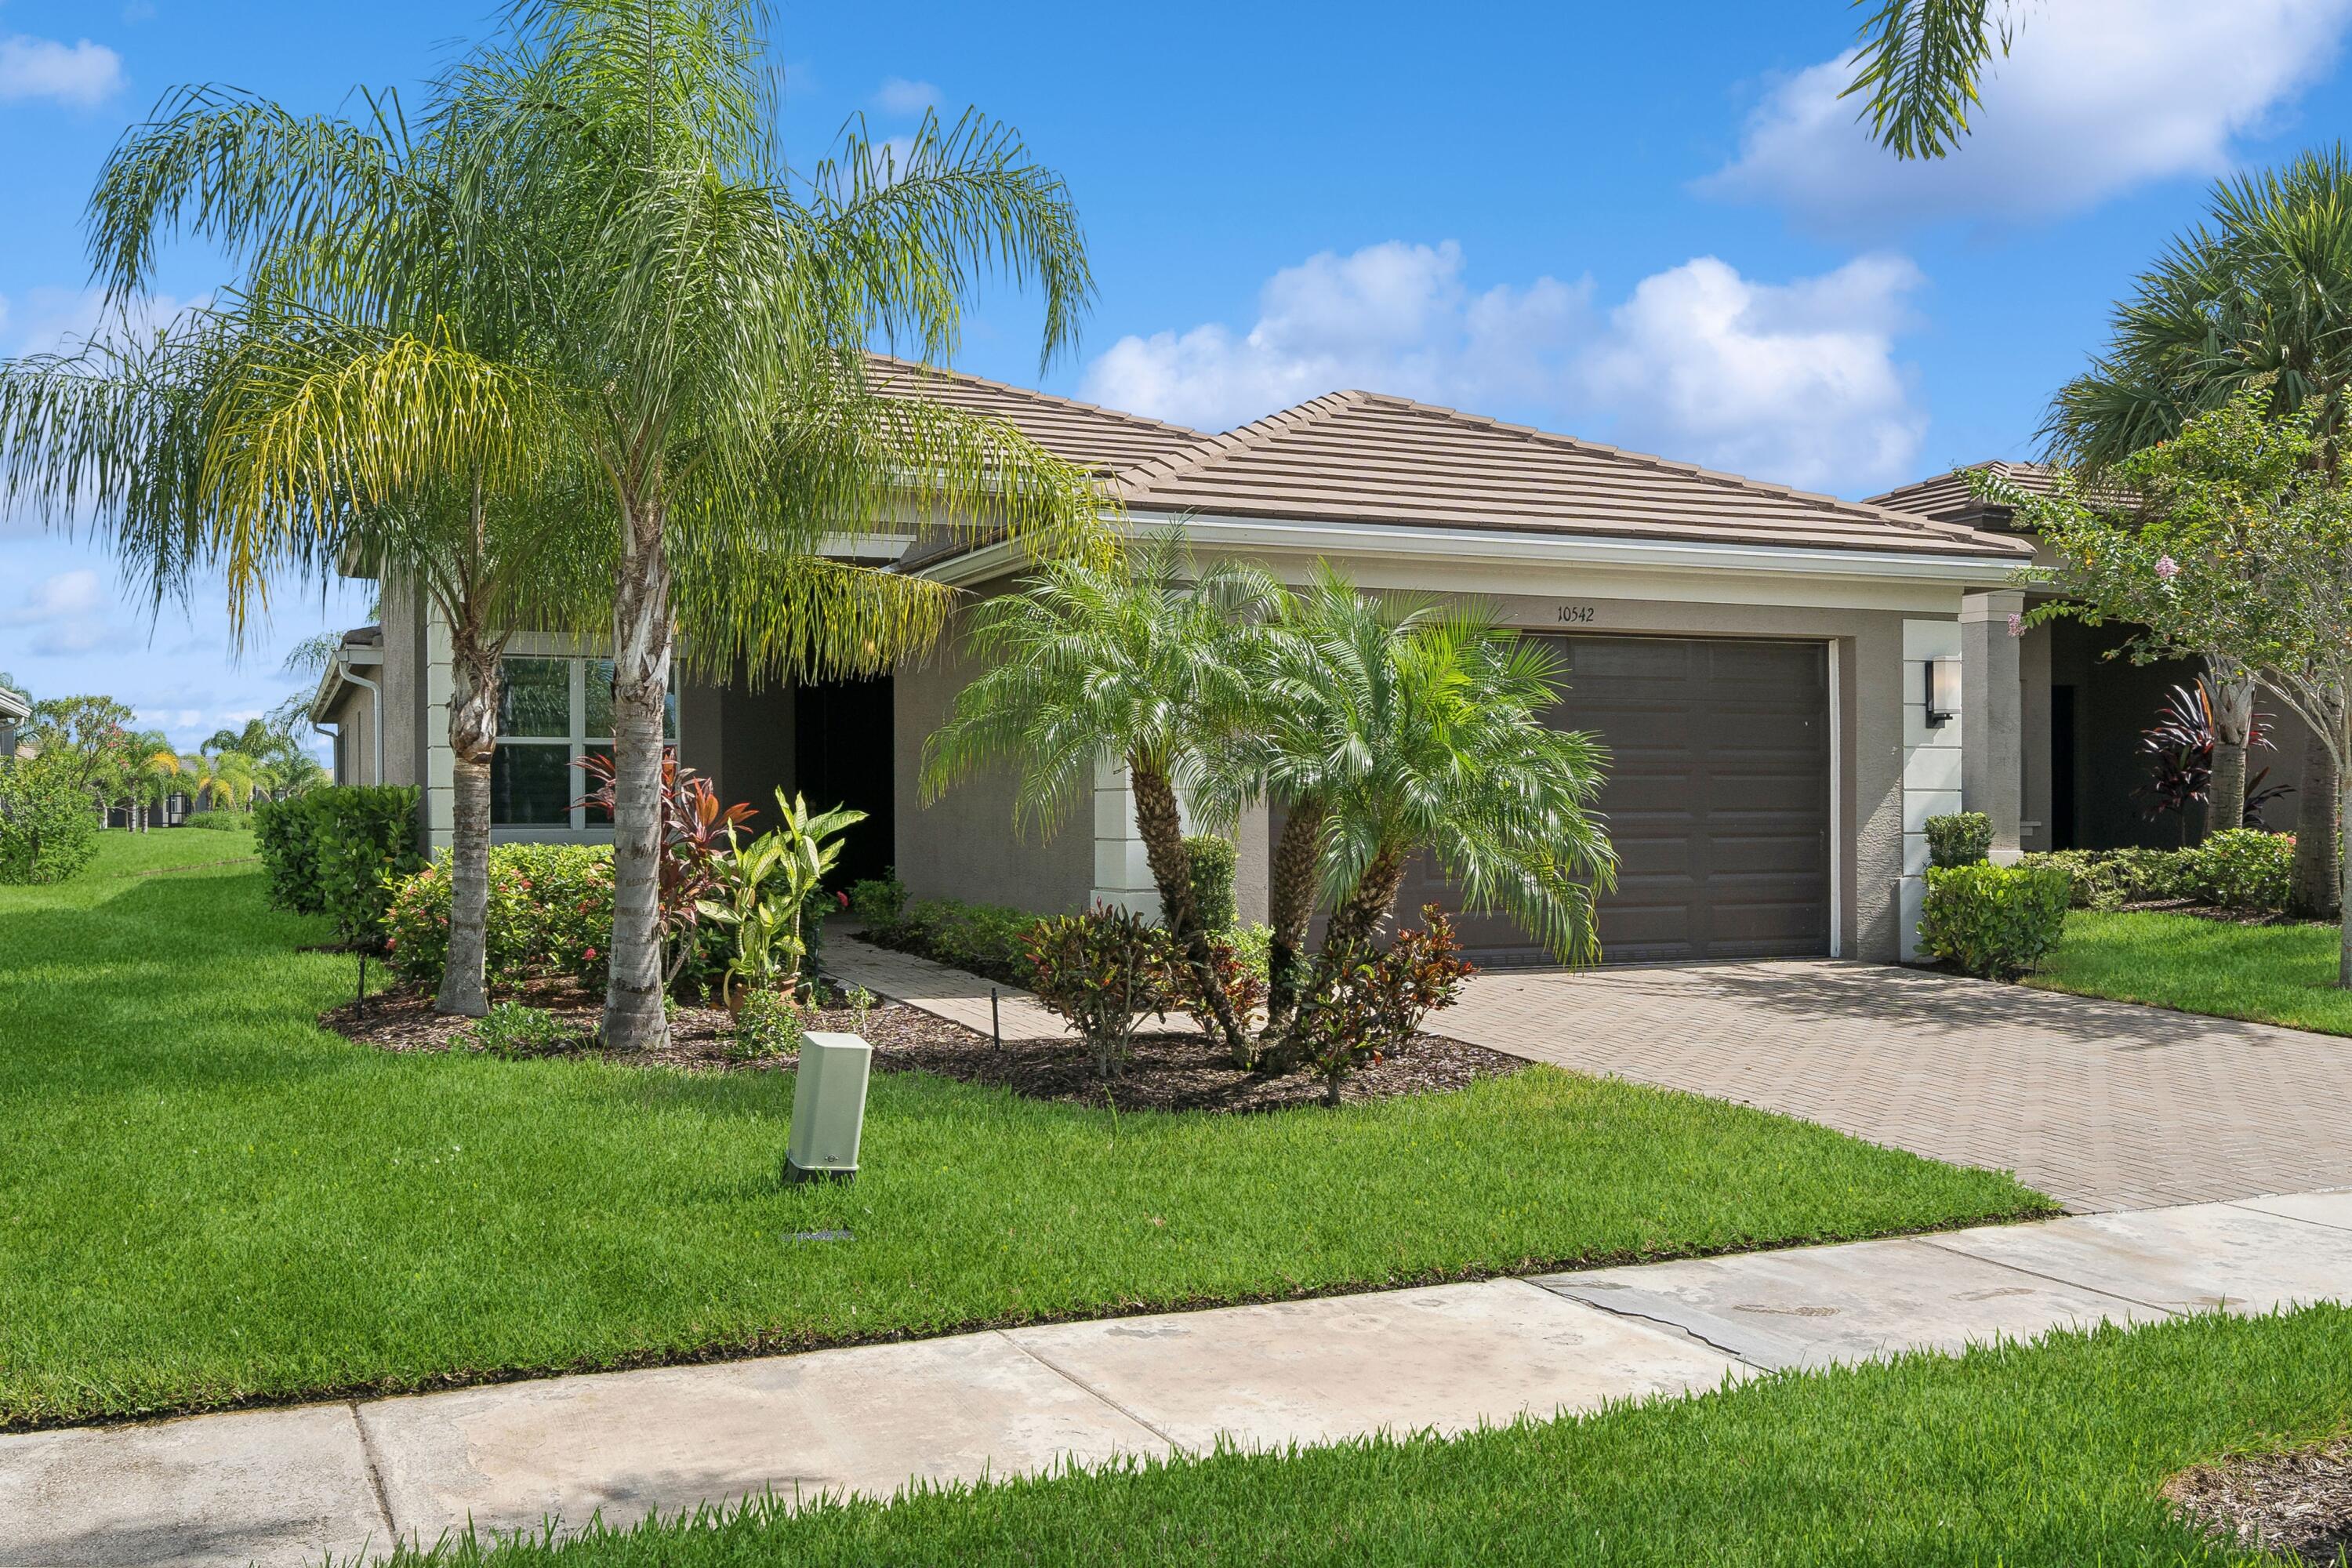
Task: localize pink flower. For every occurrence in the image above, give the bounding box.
[583,947,597,960]
[2155,554,2181,581]
[2006,612,2024,638]
[836,890,851,909]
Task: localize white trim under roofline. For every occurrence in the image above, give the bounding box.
[910,510,2033,593]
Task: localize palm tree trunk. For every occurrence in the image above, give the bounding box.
[1323,845,1410,954]
[1264,797,1325,1034]
[1131,761,1250,1062]
[2208,657,2255,835]
[605,498,675,1051]
[435,626,500,1018]
[2292,746,2342,919]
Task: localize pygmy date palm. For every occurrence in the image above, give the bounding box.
[921,534,1265,1062]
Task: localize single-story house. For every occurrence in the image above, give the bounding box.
[0,683,30,760]
[1864,461,2317,853]
[315,361,2043,966]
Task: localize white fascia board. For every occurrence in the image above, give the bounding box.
[911,510,2034,597]
[816,532,916,561]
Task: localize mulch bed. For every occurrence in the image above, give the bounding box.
[318,980,1524,1113]
[2165,1438,2352,1563]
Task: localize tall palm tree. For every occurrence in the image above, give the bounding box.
[1246,568,1615,1052]
[126,730,179,830]
[921,535,1264,1062]
[11,1,1103,1047]
[2045,146,2352,911]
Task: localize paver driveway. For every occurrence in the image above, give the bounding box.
[1430,960,2352,1212]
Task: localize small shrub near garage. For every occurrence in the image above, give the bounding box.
[1290,907,1475,1102]
[1920,862,2074,980]
[384,843,615,991]
[1924,811,1994,868]
[0,753,98,885]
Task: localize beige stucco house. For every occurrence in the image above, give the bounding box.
[315,363,2038,966]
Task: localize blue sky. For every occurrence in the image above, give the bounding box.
[4,0,2350,754]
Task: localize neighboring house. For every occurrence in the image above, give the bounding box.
[1864,462,2310,854]
[317,361,2034,966]
[0,684,29,760]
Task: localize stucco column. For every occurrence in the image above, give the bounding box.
[1961,590,2025,864]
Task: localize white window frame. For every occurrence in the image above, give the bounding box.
[490,648,679,842]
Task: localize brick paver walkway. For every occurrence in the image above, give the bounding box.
[1430,961,2352,1212]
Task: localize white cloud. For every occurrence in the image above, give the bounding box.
[1703,0,2352,233]
[1081,241,1929,493]
[0,34,125,107]
[2,287,201,359]
[1083,241,1592,434]
[873,76,940,115]
[2,568,108,655]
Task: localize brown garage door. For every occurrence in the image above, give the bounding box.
[1394,635,1831,965]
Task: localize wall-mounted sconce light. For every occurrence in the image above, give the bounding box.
[1925,655,1961,727]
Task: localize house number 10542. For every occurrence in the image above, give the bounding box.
[1555,605,1597,624]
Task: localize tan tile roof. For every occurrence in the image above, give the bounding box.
[1864,460,2072,525]
[866,354,1207,474]
[1112,392,2032,560]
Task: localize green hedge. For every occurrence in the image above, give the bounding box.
[0,756,98,884]
[383,843,615,991]
[2020,829,2296,914]
[867,895,1042,987]
[1923,811,1993,869]
[253,786,422,945]
[1920,863,2073,981]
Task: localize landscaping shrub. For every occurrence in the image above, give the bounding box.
[180,811,247,831]
[384,843,614,992]
[728,987,804,1062]
[845,868,907,927]
[1185,833,1239,933]
[1025,906,1179,1078]
[1923,811,1994,868]
[466,1001,586,1058]
[871,895,1041,987]
[2189,827,2296,911]
[2018,834,2297,915]
[253,786,422,948]
[0,755,98,885]
[1289,906,1474,1104]
[1919,863,2073,980]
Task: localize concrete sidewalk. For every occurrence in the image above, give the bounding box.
[6,1191,2350,1567]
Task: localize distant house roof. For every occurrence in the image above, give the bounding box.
[866,354,1208,474]
[1864,460,2111,532]
[0,684,27,724]
[1112,391,2031,560]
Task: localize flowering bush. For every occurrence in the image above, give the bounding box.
[1289,908,1474,1104]
[383,844,615,991]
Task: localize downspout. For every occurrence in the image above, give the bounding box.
[331,652,387,786]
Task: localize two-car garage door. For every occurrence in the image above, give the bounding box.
[1396,635,1831,965]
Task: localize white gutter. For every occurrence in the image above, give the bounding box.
[312,647,387,786]
[910,510,2035,591]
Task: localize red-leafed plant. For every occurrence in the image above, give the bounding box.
[576,749,755,992]
[1290,906,1475,1105]
[1025,906,1179,1080]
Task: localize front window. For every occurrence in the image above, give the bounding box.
[491,656,677,830]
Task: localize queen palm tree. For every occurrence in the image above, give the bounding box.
[921,535,1263,1062]
[13,0,1103,1047]
[1243,568,1615,1058]
[2045,146,2352,913]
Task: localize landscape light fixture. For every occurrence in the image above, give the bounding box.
[1925,655,1961,727]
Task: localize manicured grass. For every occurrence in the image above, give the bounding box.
[2033,909,2352,1036]
[382,1306,2352,1566]
[0,832,2051,1428]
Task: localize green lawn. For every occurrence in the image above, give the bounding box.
[0,830,2051,1429]
[2034,909,2352,1036]
[381,1306,2352,1566]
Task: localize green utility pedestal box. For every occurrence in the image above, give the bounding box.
[786,1031,872,1182]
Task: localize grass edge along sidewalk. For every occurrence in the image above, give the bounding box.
[1,829,2052,1429]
